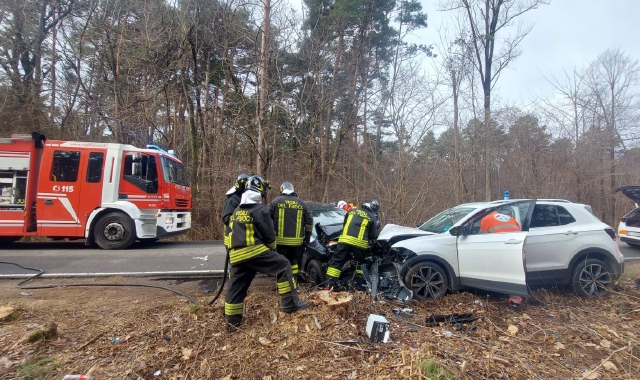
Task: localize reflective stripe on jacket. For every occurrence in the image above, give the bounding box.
[222,192,241,248]
[338,207,378,249]
[229,204,276,264]
[270,195,313,246]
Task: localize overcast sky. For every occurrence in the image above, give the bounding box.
[419,0,640,104]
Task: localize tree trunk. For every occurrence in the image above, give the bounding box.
[257,0,271,176]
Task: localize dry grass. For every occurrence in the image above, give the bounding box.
[1,262,639,380]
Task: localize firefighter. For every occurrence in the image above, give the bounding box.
[480,210,521,233]
[224,175,307,332]
[325,200,380,290]
[269,181,313,283]
[221,173,250,248]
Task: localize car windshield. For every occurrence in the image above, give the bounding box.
[418,207,477,233]
[312,208,346,226]
[160,156,189,186]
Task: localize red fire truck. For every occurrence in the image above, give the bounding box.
[0,133,192,249]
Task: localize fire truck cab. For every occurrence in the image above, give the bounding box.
[0,133,192,249]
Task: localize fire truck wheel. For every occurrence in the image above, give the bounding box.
[94,212,136,250]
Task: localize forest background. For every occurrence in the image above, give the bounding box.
[0,0,639,240]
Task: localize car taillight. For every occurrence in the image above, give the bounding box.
[620,217,627,222]
[604,228,616,241]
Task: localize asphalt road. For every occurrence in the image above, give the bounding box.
[0,240,639,278]
[0,240,227,278]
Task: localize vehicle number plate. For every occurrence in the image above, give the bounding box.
[627,231,640,237]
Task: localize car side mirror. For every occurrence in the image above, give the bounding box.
[449,225,465,236]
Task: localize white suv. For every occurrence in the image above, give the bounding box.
[616,186,640,248]
[379,199,625,301]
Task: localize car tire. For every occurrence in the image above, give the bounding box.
[306,259,325,287]
[404,261,448,301]
[94,212,136,250]
[571,258,613,297]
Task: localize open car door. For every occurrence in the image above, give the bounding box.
[454,200,536,297]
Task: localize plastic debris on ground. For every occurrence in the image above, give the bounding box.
[366,314,390,343]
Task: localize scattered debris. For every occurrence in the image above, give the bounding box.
[425,313,480,331]
[366,314,389,343]
[192,255,208,261]
[507,325,519,336]
[19,292,32,296]
[1,268,640,379]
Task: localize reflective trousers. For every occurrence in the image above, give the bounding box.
[224,249,297,321]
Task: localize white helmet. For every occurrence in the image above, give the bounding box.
[337,200,347,209]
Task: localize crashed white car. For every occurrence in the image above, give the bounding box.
[379,199,625,301]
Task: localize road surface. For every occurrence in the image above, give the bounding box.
[0,241,227,278]
[0,240,639,278]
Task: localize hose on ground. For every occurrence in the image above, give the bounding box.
[206,252,229,305]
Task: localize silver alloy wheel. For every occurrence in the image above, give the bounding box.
[577,263,611,296]
[409,265,446,300]
[103,222,126,241]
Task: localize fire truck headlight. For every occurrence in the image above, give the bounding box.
[166,216,174,225]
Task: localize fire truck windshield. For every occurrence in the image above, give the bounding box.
[160,156,189,186]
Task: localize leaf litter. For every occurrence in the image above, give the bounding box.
[1,271,639,379]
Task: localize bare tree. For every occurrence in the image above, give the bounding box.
[442,0,547,200]
[584,49,639,225]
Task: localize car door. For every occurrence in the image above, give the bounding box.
[36,148,84,236]
[455,200,536,296]
[525,204,582,280]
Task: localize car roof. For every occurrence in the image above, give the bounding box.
[306,201,342,212]
[454,199,588,209]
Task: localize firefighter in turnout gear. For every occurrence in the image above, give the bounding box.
[222,173,250,249]
[269,182,313,282]
[325,200,380,290]
[224,175,307,331]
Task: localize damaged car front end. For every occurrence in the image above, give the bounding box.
[300,202,415,302]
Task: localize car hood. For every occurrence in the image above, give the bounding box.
[378,224,435,242]
[616,186,640,204]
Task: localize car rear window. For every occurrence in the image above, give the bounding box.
[557,206,576,225]
[531,205,558,227]
[531,205,576,228]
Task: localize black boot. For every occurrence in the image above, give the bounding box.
[225,314,242,333]
[280,291,308,313]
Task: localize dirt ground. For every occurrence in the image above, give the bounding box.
[1,263,640,380]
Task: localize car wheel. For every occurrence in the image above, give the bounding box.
[404,262,448,301]
[571,258,613,297]
[94,212,136,250]
[306,259,325,287]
